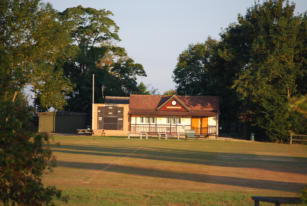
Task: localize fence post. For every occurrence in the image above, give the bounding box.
[289,131,293,144]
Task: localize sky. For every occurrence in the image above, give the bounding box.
[43,0,307,94]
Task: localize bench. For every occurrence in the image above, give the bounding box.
[139,132,148,140]
[185,130,199,139]
[128,132,148,140]
[77,129,92,135]
[158,132,168,140]
[251,196,301,206]
[158,132,182,140]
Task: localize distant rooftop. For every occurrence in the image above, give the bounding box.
[104,96,130,104]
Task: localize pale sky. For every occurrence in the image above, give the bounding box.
[43,0,307,94]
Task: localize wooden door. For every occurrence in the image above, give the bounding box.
[191,118,200,135]
[201,117,208,135]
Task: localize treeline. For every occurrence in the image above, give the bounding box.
[173,0,307,142]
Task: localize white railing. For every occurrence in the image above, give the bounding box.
[130,124,216,136]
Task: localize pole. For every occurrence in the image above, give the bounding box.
[92,74,95,104]
[91,74,95,132]
[101,85,105,103]
[289,130,293,144]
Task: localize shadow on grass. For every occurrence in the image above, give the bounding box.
[50,144,307,175]
[57,160,305,193]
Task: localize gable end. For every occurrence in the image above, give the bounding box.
[156,95,190,112]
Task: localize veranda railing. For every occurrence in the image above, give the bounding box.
[130,124,217,136]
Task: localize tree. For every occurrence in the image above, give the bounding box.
[173,38,218,95]
[136,82,150,95]
[0,0,70,204]
[0,95,66,205]
[163,89,176,95]
[59,6,146,113]
[230,0,307,141]
[0,0,72,111]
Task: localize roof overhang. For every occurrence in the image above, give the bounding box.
[129,110,217,117]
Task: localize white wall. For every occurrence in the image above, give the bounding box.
[157,117,167,124]
[131,116,146,124]
[208,117,217,126]
[132,116,216,126]
[181,117,191,126]
[131,115,217,135]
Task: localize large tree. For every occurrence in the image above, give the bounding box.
[230,0,307,141]
[0,0,71,204]
[173,37,218,95]
[59,6,146,113]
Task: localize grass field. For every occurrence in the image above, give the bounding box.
[43,136,307,205]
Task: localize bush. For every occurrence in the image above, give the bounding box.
[301,186,307,204]
[0,97,67,205]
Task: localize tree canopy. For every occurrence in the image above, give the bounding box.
[173,0,307,141]
[173,37,218,95]
[0,0,72,110]
[59,6,146,113]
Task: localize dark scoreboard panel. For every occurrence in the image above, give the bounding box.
[97,106,123,130]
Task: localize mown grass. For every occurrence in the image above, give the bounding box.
[55,188,254,206]
[45,135,307,205]
[54,188,307,206]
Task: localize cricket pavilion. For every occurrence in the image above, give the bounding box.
[92,94,219,138]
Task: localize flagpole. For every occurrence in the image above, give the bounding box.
[91,74,95,131]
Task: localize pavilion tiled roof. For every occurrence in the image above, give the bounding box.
[129,94,218,116]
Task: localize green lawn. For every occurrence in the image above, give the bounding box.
[44,136,307,205]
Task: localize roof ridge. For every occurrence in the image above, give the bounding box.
[130,94,163,96]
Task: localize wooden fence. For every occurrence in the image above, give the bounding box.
[289,132,307,144]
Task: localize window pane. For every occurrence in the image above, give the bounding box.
[144,117,149,123]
